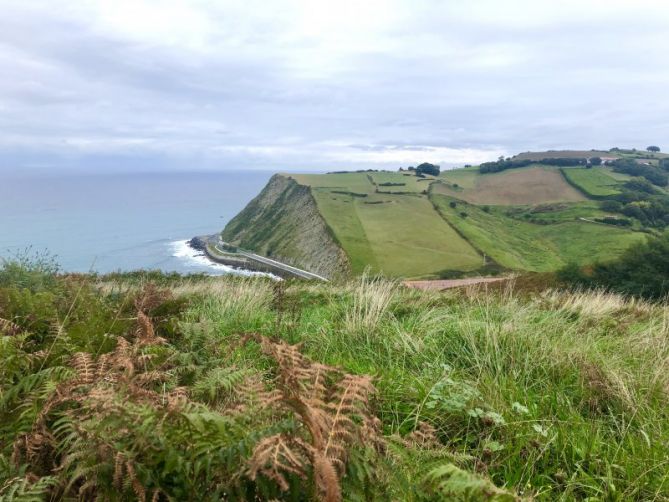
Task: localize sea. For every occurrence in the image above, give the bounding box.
[0,170,274,276]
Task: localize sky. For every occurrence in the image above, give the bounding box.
[1,0,668,173]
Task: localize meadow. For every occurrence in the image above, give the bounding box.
[560,168,623,197]
[1,260,668,501]
[289,172,481,277]
[429,192,645,271]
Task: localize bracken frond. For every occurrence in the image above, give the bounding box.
[241,334,381,502]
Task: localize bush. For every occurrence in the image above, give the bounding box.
[561,232,669,299]
[0,250,60,293]
[449,201,457,208]
[601,200,622,212]
[479,157,587,174]
[611,159,668,187]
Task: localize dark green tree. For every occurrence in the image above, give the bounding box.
[415,163,440,176]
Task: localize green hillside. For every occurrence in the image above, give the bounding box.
[429,191,644,271]
[222,156,657,278]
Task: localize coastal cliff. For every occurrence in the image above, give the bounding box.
[221,174,350,278]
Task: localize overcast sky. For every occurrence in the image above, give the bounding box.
[1,0,668,172]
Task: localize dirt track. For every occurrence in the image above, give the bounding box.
[404,277,507,291]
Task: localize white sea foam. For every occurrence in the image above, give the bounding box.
[170,240,275,278]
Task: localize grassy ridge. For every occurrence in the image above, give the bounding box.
[1,263,668,500]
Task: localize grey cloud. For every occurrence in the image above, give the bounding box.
[0,1,667,173]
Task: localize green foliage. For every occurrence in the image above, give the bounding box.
[423,463,516,501]
[2,264,669,500]
[586,232,669,298]
[610,158,668,187]
[415,162,440,176]
[0,250,59,293]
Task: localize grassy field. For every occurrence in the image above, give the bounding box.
[437,166,586,205]
[288,172,482,277]
[429,192,645,271]
[2,262,668,501]
[561,167,623,197]
[353,195,481,277]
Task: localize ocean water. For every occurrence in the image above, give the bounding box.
[0,170,273,275]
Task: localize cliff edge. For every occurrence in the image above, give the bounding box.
[221,174,350,279]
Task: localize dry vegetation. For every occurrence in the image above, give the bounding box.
[1,261,668,500]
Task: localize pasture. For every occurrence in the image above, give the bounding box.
[429,192,645,271]
[561,167,623,197]
[435,166,586,205]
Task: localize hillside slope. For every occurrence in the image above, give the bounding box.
[222,162,650,278]
[221,174,349,278]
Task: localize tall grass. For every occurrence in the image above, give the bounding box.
[1,263,668,500]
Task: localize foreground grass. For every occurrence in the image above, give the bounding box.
[1,266,668,500]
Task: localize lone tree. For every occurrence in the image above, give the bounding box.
[590,157,602,166]
[415,162,440,176]
[647,146,661,153]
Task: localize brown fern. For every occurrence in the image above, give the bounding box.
[13,311,186,499]
[0,317,21,335]
[242,334,381,502]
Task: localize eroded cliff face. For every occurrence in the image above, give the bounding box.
[221,174,350,279]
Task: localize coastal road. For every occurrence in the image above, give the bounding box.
[213,241,329,281]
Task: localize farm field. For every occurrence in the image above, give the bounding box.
[353,194,481,277]
[561,167,623,197]
[288,172,482,276]
[314,194,480,276]
[435,166,586,205]
[429,192,645,271]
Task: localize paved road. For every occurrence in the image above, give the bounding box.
[213,241,328,281]
[404,277,507,291]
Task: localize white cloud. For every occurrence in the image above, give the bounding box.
[0,0,667,171]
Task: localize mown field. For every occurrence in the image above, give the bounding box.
[436,166,585,205]
[2,261,668,501]
[290,172,482,277]
[429,192,645,271]
[560,167,624,197]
